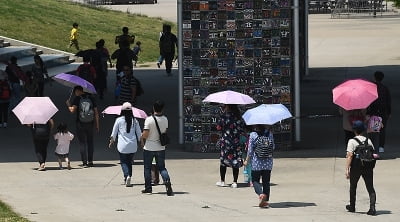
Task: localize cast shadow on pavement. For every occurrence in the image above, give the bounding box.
[268,202,317,208]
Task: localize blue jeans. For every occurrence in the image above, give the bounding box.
[252,170,271,200]
[119,152,134,180]
[143,150,170,191]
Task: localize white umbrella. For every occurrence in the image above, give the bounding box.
[12,97,58,124]
[242,104,292,125]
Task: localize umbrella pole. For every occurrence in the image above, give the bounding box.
[68,89,74,101]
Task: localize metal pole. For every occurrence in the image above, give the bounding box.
[178,0,184,144]
[305,0,309,76]
[294,0,301,142]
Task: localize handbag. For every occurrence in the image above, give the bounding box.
[152,115,170,146]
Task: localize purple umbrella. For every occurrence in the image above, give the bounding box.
[202,90,256,105]
[53,73,97,94]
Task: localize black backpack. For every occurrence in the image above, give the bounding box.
[254,132,273,159]
[352,137,376,168]
[160,33,174,55]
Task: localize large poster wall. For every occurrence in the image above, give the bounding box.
[182,0,293,152]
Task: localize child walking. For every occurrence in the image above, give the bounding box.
[54,123,74,170]
[132,41,142,67]
[69,22,80,51]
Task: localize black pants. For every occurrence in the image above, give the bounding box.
[380,115,388,148]
[164,53,174,74]
[220,165,239,183]
[349,166,376,208]
[33,138,49,165]
[0,102,9,123]
[76,122,94,164]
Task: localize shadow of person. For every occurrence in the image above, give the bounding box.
[269,202,317,208]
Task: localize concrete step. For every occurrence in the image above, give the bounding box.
[0,46,37,61]
[0,54,72,72]
[47,63,81,77]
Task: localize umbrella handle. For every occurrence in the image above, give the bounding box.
[68,89,74,101]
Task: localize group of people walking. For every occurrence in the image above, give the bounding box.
[341,71,391,216]
[215,104,275,208]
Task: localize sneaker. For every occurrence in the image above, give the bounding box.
[346,204,355,212]
[259,194,267,207]
[157,62,160,68]
[367,208,376,216]
[82,163,89,168]
[259,201,270,208]
[231,183,238,188]
[88,162,94,167]
[67,163,72,170]
[379,147,384,153]
[216,181,225,187]
[59,166,63,170]
[165,181,173,196]
[126,176,132,187]
[141,189,152,194]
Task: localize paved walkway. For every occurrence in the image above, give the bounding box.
[1,6,400,222]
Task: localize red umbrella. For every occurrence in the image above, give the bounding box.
[332,79,378,110]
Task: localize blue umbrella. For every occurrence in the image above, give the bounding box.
[242,104,292,125]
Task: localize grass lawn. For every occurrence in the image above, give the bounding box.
[0,200,29,222]
[0,0,176,64]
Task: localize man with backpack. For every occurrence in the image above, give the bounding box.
[345,120,377,216]
[66,86,99,168]
[159,24,178,76]
[118,65,143,106]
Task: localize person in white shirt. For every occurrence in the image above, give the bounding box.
[54,123,74,170]
[109,102,142,187]
[345,120,377,215]
[140,100,173,196]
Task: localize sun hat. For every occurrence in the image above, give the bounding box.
[121,102,132,111]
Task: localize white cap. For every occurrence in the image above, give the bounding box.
[121,102,132,111]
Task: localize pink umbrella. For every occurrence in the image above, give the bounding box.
[332,79,378,110]
[202,90,256,104]
[53,73,97,94]
[12,97,58,124]
[102,105,148,119]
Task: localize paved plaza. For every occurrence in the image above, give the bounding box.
[0,3,400,222]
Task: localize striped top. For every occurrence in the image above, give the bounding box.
[119,75,137,105]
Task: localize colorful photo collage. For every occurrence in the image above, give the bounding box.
[182,0,293,152]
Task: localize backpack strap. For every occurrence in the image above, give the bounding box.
[352,137,362,145]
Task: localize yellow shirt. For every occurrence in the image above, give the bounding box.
[70,28,78,40]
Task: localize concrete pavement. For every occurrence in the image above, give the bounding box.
[1,8,400,222]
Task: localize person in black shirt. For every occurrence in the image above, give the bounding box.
[66,86,99,167]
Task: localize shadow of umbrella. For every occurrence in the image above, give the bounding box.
[269,202,317,208]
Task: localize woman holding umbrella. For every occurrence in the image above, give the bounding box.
[215,104,245,188]
[244,124,275,208]
[109,102,142,187]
